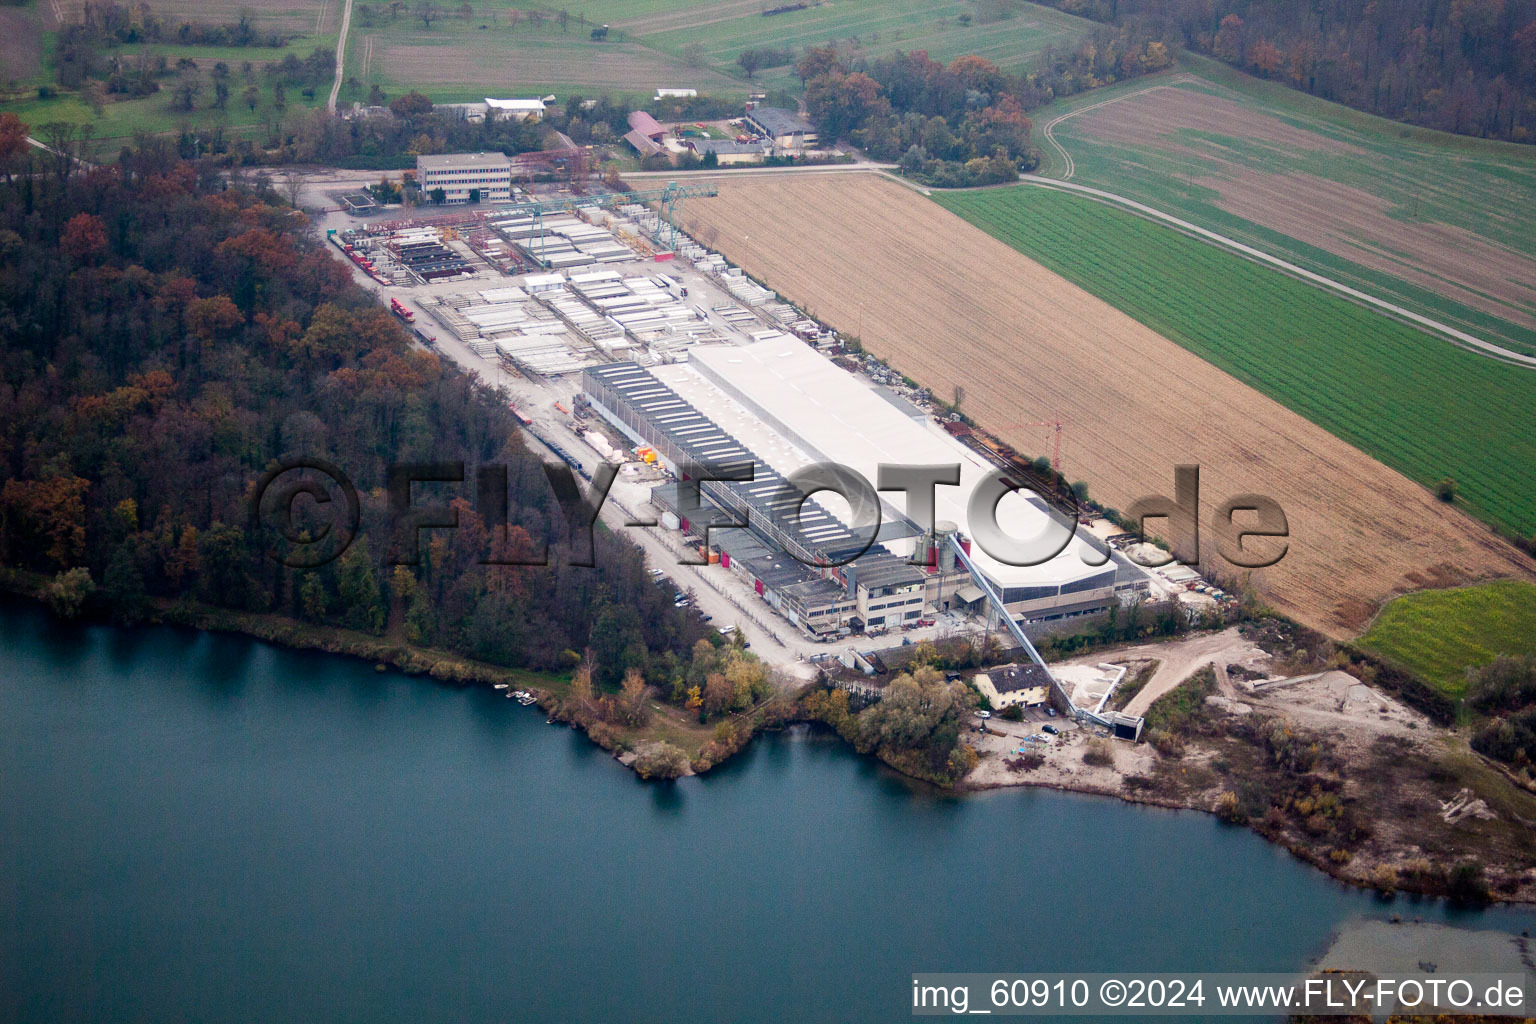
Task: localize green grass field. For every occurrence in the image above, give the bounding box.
[1358,581,1536,697]
[353,14,746,101]
[354,0,1094,108]
[0,0,336,146]
[1037,55,1536,358]
[934,184,1536,539]
[638,0,1093,96]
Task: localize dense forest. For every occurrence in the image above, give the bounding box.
[0,123,709,681]
[1037,0,1536,143]
[796,20,1174,185]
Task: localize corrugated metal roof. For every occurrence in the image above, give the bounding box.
[584,362,912,577]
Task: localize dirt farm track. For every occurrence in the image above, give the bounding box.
[676,172,1533,638]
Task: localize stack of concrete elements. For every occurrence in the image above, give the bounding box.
[568,270,701,348]
[417,287,599,374]
[711,303,759,328]
[747,328,797,346]
[488,213,635,269]
[720,268,775,307]
[491,330,600,376]
[538,286,631,357]
[617,204,663,242]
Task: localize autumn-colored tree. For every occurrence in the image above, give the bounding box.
[1213,13,1245,62]
[570,660,594,703]
[61,213,108,263]
[795,44,843,86]
[389,90,434,118]
[165,525,200,587]
[186,294,244,343]
[702,670,733,718]
[0,112,28,171]
[1247,38,1283,75]
[619,667,651,727]
[805,70,887,139]
[948,54,1005,94]
[44,567,96,619]
[1,475,90,567]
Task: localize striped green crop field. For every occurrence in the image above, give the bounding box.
[935,184,1536,538]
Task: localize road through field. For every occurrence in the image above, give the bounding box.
[1015,175,1536,368]
[675,172,1534,638]
[327,0,354,113]
[1038,75,1201,181]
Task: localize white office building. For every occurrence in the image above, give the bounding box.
[415,152,513,204]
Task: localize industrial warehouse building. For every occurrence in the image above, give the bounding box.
[582,341,1146,639]
[682,338,1140,623]
[583,361,930,636]
[415,152,514,204]
[689,139,772,165]
[745,107,817,151]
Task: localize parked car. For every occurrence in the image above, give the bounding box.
[1042,724,1059,735]
[975,710,991,719]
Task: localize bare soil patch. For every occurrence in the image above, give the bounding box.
[1073,87,1363,156]
[1072,86,1536,334]
[1199,167,1536,330]
[676,172,1535,639]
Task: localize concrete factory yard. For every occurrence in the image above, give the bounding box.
[675,171,1535,639]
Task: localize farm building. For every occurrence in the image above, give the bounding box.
[416,152,513,204]
[745,106,817,151]
[625,131,665,158]
[690,139,771,165]
[625,111,668,158]
[627,110,665,142]
[436,102,489,122]
[973,664,1052,709]
[655,88,698,100]
[485,97,547,121]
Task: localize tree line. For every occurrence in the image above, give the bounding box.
[794,21,1175,185]
[1034,0,1536,143]
[0,125,713,681]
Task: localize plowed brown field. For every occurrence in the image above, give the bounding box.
[676,172,1534,638]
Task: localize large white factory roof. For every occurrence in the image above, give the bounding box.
[683,338,1111,591]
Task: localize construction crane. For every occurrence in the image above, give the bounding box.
[1003,418,1064,474]
[487,180,719,264]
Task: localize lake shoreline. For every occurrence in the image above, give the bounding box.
[5,576,1531,908]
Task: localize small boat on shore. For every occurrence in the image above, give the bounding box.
[494,683,509,690]
[513,690,536,705]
